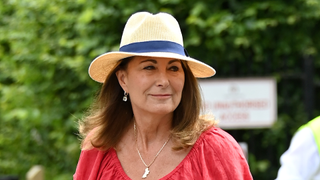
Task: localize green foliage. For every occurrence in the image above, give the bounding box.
[1,0,320,179]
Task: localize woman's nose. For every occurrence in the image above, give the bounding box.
[156,71,169,88]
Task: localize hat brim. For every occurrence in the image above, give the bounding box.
[88,51,216,83]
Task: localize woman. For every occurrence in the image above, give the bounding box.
[74,11,253,180]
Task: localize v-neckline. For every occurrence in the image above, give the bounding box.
[111,134,203,180]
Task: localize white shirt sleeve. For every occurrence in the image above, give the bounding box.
[276,127,320,180]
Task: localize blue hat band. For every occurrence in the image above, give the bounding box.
[119,41,188,56]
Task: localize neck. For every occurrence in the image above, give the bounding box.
[134,114,172,151]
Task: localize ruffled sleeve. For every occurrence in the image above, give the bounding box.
[73,127,129,180]
[161,127,253,180]
[73,148,101,180]
[73,148,129,180]
[201,127,253,179]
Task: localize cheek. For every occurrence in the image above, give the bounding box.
[174,75,185,94]
[127,74,150,91]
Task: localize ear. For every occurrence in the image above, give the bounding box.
[116,69,128,92]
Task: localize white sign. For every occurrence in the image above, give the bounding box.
[199,78,277,129]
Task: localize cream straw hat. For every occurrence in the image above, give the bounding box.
[88,11,216,83]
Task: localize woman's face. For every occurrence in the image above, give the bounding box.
[117,56,185,116]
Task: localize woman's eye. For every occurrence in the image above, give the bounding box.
[143,66,155,70]
[169,66,179,71]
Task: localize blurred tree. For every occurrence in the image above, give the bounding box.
[0,0,319,179]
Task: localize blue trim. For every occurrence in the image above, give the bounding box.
[119,41,187,56]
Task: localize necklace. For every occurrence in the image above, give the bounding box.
[134,122,171,179]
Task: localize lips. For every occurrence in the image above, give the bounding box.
[150,94,172,98]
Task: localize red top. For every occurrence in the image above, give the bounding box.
[73,127,253,180]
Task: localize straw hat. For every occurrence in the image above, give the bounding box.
[88,11,216,83]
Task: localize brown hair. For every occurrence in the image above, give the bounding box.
[79,57,215,150]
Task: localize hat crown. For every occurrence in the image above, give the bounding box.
[88,11,215,83]
[120,12,184,47]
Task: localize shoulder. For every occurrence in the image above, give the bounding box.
[191,127,252,179]
[73,148,100,180]
[290,126,316,151]
[276,127,320,179]
[81,127,101,150]
[284,126,318,158]
[199,127,243,152]
[196,126,247,164]
[74,148,116,180]
[295,126,314,141]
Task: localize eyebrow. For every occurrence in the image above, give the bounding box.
[140,59,181,64]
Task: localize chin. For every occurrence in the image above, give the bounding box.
[149,106,177,115]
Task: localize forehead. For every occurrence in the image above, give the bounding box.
[129,56,182,64]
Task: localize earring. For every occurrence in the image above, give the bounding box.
[123,91,128,102]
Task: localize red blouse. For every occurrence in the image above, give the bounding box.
[73,127,253,180]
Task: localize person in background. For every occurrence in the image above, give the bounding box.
[276,116,320,179]
[73,11,253,180]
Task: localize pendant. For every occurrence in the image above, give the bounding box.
[142,167,150,178]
